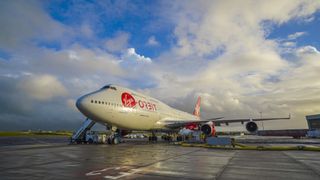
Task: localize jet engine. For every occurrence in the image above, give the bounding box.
[201,123,216,136]
[246,121,258,133]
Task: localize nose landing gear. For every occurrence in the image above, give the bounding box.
[107,126,122,145]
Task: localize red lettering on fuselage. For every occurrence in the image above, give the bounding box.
[121,92,157,111]
[138,100,157,111]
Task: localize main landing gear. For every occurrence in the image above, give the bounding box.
[107,126,121,145]
[148,132,158,142]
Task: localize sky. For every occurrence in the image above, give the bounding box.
[0,0,320,131]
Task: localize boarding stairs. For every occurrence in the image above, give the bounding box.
[71,118,96,143]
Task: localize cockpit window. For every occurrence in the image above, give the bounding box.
[101,85,110,89]
[101,85,117,90]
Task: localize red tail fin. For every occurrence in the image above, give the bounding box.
[193,96,201,117]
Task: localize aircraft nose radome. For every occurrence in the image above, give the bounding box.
[76,96,87,113]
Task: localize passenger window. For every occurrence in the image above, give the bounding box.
[91,100,93,103]
[98,101,101,104]
[95,100,97,103]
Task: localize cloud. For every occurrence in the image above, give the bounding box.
[165,1,320,57]
[0,75,82,131]
[296,45,320,55]
[282,42,296,47]
[25,44,124,78]
[105,32,130,52]
[66,99,78,111]
[147,36,160,46]
[80,23,94,38]
[121,48,152,63]
[287,32,306,40]
[0,1,68,49]
[18,74,68,101]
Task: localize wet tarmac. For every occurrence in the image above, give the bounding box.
[0,136,68,146]
[0,137,320,179]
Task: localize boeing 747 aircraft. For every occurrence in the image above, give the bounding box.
[75,84,290,144]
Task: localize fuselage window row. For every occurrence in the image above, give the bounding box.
[90,100,123,107]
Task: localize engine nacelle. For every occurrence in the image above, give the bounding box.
[201,123,216,136]
[246,121,258,133]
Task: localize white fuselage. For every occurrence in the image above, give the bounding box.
[76,85,199,130]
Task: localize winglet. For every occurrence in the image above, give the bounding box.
[193,96,201,117]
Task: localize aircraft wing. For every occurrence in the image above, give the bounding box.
[160,115,290,129]
[211,114,291,125]
[160,117,223,129]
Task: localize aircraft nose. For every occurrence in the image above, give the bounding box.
[76,95,89,113]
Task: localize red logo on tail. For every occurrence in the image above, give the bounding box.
[121,92,136,108]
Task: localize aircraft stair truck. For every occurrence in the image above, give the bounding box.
[71,118,96,144]
[85,131,107,144]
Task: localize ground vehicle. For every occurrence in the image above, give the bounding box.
[85,131,107,144]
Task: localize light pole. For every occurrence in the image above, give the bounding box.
[260,111,264,130]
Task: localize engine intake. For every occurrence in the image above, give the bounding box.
[201,124,216,136]
[246,121,258,133]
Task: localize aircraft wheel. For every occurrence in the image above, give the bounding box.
[107,137,112,144]
[113,137,120,144]
[152,136,157,141]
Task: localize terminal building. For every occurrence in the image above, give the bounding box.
[306,114,320,130]
[306,114,320,138]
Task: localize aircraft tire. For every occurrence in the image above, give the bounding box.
[113,137,120,144]
[107,138,112,144]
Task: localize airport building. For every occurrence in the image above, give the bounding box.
[306,114,320,138]
[257,114,320,138]
[306,114,320,130]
